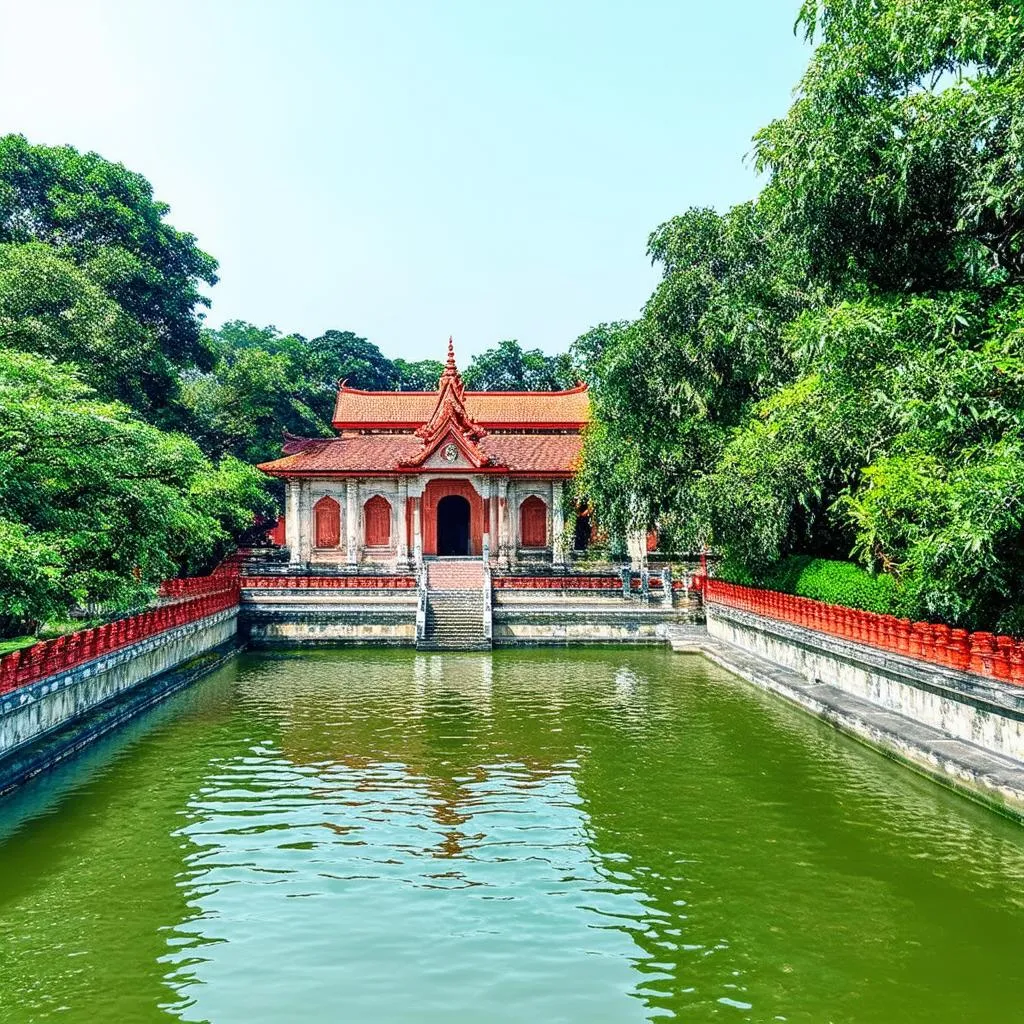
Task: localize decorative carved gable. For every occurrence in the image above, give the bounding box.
[399,339,503,469]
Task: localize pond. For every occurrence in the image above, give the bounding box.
[1,648,1023,1023]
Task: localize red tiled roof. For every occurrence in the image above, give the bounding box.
[332,384,589,428]
[258,432,582,476]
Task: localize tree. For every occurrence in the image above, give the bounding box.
[0,350,274,634]
[462,339,577,391]
[299,329,400,421]
[576,202,805,545]
[175,322,406,463]
[0,134,218,411]
[0,242,159,410]
[394,358,444,390]
[754,0,1024,292]
[577,0,1024,630]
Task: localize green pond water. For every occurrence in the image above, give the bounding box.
[1,648,1024,1023]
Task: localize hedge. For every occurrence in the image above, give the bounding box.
[718,555,901,615]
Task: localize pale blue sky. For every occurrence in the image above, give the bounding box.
[0,1,810,362]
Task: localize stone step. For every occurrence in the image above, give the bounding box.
[422,579,490,649]
[427,559,485,591]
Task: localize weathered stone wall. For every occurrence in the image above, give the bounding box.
[493,591,701,645]
[241,589,417,645]
[0,609,238,793]
[706,604,1024,763]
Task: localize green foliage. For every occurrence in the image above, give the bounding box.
[462,339,577,391]
[576,202,806,544]
[394,358,444,390]
[577,0,1024,631]
[0,134,218,411]
[719,555,900,614]
[0,350,273,634]
[764,556,900,614]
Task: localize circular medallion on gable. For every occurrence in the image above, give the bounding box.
[442,443,459,462]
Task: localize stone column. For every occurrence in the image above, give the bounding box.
[346,480,358,565]
[506,481,518,567]
[297,480,312,564]
[627,530,647,571]
[551,480,566,567]
[480,478,492,563]
[497,478,510,568]
[396,478,409,568]
[490,486,499,550]
[285,480,301,564]
[412,496,423,567]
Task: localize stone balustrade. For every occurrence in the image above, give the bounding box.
[704,578,1024,685]
[241,575,417,590]
[0,585,240,696]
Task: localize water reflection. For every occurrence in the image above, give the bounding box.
[2,648,1024,1023]
[167,758,652,1021]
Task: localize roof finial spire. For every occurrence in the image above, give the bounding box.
[446,335,456,371]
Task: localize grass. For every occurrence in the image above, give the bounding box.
[0,636,37,656]
[0,618,106,657]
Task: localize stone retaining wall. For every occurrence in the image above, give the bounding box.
[0,608,239,794]
[240,588,417,645]
[706,603,1024,764]
[493,603,700,645]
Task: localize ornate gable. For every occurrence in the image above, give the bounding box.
[398,340,499,469]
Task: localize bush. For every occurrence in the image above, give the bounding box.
[742,555,901,614]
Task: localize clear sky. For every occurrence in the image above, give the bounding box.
[0,1,810,362]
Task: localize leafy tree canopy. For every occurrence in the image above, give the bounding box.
[0,134,218,411]
[578,0,1024,630]
[462,339,577,391]
[0,350,273,634]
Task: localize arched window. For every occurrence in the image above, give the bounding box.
[520,496,547,548]
[314,496,341,548]
[364,495,392,547]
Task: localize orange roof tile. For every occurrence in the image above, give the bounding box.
[332,384,589,429]
[258,432,582,476]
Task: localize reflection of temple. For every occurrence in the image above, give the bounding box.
[258,340,632,568]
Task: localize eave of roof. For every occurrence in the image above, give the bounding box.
[257,431,583,478]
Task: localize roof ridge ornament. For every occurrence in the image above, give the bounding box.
[399,338,494,468]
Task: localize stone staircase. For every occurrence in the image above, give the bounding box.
[418,559,491,651]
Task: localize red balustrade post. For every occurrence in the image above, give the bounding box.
[866,612,882,648]
[1010,641,1024,687]
[50,636,67,671]
[947,629,971,672]
[905,621,922,658]
[28,642,49,684]
[993,637,1014,682]
[0,651,18,693]
[892,619,911,656]
[67,632,83,668]
[969,632,996,676]
[931,623,952,669]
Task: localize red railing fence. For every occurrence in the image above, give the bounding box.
[704,578,1024,686]
[0,584,239,696]
[240,575,416,590]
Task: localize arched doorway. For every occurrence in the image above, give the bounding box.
[437,495,471,556]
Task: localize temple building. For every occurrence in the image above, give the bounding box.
[258,340,597,569]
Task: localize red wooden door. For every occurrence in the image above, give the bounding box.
[520,496,547,548]
[364,495,392,547]
[314,496,341,548]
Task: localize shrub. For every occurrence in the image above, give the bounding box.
[752,556,901,614]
